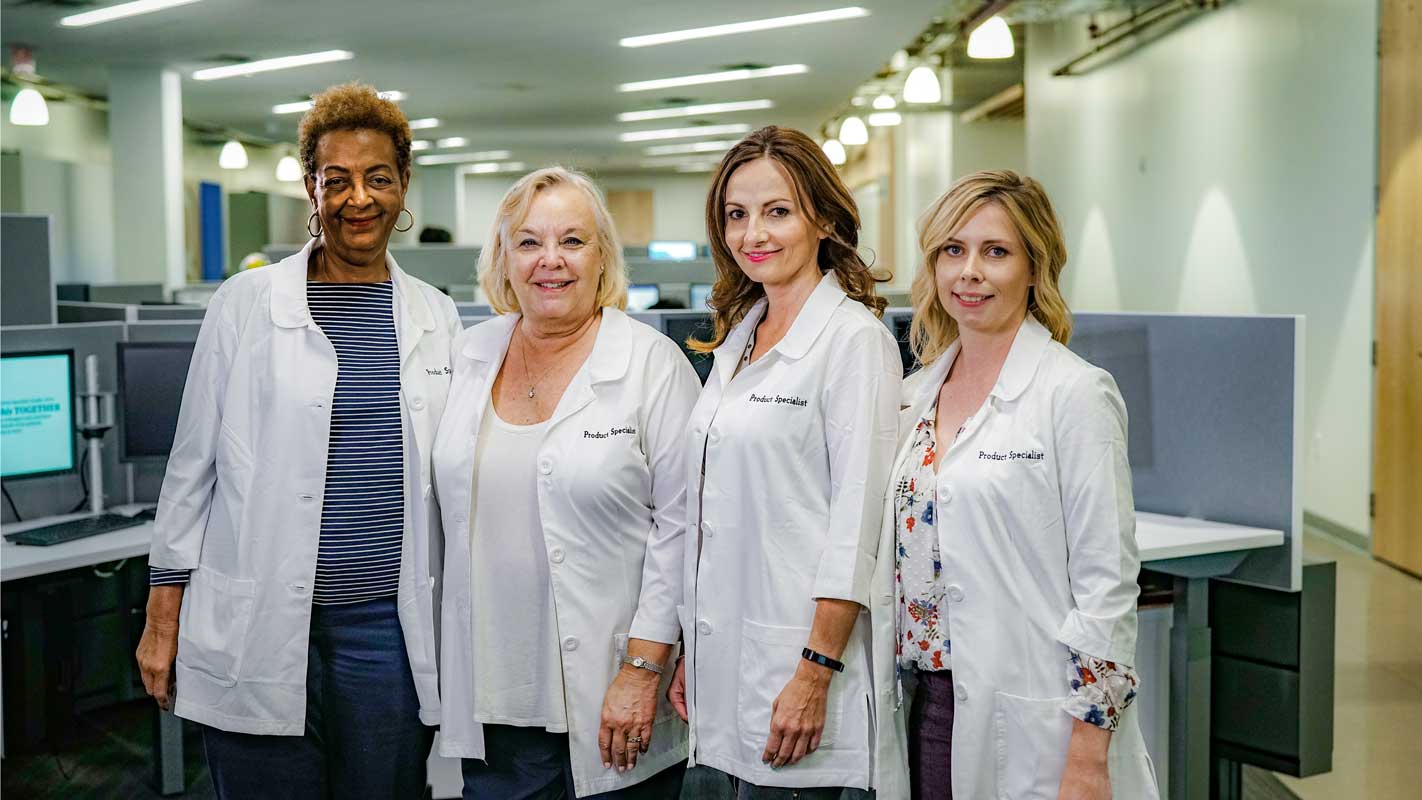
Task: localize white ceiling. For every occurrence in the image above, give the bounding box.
[2,0,952,172]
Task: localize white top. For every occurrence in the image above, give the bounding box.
[468,405,566,731]
[680,273,902,790]
[434,309,700,797]
[146,237,462,736]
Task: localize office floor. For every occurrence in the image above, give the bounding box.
[2,531,1415,799]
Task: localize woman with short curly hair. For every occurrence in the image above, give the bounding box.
[136,82,462,798]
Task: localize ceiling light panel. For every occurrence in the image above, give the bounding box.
[415,150,513,166]
[436,137,468,148]
[619,64,807,93]
[620,123,750,142]
[60,0,202,28]
[617,99,773,123]
[643,139,739,156]
[272,90,403,115]
[407,118,441,130]
[192,50,353,81]
[620,7,869,47]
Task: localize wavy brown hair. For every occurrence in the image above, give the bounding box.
[688,126,887,352]
[298,82,412,179]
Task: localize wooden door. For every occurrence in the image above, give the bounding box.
[1372,0,1422,576]
[606,190,654,247]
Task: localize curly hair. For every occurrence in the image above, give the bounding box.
[688,126,887,353]
[298,83,412,178]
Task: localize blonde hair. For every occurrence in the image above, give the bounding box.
[477,166,629,314]
[910,170,1072,365]
[688,126,887,353]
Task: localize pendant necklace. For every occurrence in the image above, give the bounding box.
[518,324,559,400]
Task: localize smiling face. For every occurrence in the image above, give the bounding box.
[506,184,603,326]
[721,157,826,291]
[934,201,1034,338]
[305,128,408,268]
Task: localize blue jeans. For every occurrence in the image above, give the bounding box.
[201,597,434,799]
[461,724,687,800]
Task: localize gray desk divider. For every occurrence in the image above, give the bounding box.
[57,302,131,324]
[1,214,55,326]
[1068,312,1303,592]
[133,306,206,322]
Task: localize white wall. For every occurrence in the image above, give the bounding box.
[458,171,712,247]
[1024,0,1377,535]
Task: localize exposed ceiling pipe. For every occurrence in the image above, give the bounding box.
[960,83,1025,123]
[1052,0,1224,77]
[959,0,1017,36]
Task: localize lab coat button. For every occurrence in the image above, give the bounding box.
[708,428,721,444]
[696,620,713,636]
[937,485,952,504]
[454,513,467,524]
[411,397,426,411]
[539,459,553,475]
[702,523,714,539]
[954,683,967,701]
[947,586,965,603]
[549,547,565,564]
[562,636,579,652]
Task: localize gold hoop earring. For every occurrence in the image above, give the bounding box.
[395,208,415,233]
[307,213,322,238]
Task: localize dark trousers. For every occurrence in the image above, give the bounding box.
[201,597,434,799]
[461,724,687,800]
[698,767,860,799]
[907,669,955,800]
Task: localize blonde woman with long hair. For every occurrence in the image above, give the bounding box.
[868,171,1159,800]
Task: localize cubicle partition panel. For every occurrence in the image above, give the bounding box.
[1,214,55,327]
[123,323,203,500]
[132,306,206,322]
[56,302,132,324]
[0,323,128,522]
[1069,312,1303,591]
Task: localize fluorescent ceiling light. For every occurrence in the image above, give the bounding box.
[436,137,468,148]
[676,164,717,173]
[192,49,353,81]
[839,116,868,146]
[275,155,302,182]
[410,140,431,151]
[620,123,750,143]
[872,93,896,110]
[60,0,202,28]
[868,112,901,127]
[967,16,1015,59]
[644,139,739,156]
[218,140,248,170]
[620,7,869,47]
[8,88,49,126]
[618,99,772,123]
[415,150,513,166]
[272,89,402,115]
[822,138,846,166]
[619,64,807,93]
[640,155,724,168]
[903,66,942,104]
[407,117,440,130]
[462,161,526,175]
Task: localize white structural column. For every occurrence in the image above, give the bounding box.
[414,165,466,242]
[108,67,186,288]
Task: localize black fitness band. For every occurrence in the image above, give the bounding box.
[802,647,845,673]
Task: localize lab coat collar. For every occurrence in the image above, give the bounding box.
[905,313,1052,410]
[711,271,847,383]
[458,307,634,386]
[269,238,436,333]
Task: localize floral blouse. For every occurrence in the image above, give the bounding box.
[893,406,1139,731]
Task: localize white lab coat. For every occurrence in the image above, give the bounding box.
[149,238,463,735]
[433,309,699,798]
[868,314,1159,799]
[681,273,901,790]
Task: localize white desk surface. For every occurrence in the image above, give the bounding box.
[1,505,155,583]
[1,507,1285,583]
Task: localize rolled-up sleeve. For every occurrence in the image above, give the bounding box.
[628,339,702,644]
[1053,368,1141,666]
[147,284,238,572]
[811,322,901,606]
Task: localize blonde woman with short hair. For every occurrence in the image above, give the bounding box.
[868,170,1160,799]
[432,167,699,798]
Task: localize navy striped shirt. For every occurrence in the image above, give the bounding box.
[150,282,405,606]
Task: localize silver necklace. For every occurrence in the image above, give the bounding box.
[517,325,559,400]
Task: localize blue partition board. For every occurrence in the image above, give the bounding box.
[1069,313,1303,591]
[199,181,225,281]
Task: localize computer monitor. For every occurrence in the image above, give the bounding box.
[117,342,195,461]
[1,349,77,479]
[647,241,698,261]
[627,284,662,312]
[659,312,716,384]
[690,283,713,310]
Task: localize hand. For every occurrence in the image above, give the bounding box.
[667,657,688,722]
[1058,719,1112,800]
[599,666,660,773]
[135,585,184,712]
[762,661,832,768]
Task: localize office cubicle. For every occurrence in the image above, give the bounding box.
[1,214,55,326]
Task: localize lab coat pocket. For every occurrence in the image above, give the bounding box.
[737,620,842,751]
[177,566,257,687]
[992,690,1073,799]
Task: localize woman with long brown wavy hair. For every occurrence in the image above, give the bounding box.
[665,126,900,798]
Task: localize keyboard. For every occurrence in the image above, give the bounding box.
[4,513,146,547]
